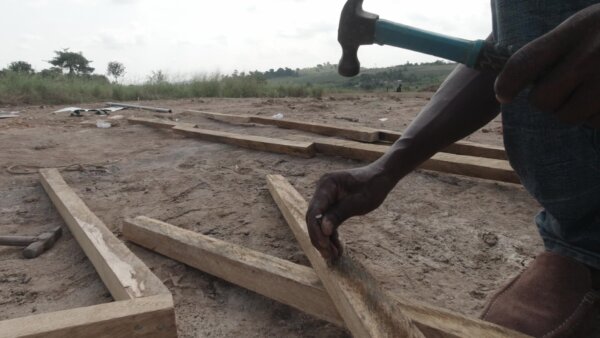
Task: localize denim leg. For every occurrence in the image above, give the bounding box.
[502,94,600,269]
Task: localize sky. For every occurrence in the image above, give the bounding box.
[0,0,492,82]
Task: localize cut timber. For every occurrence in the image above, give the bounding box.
[185,110,251,124]
[128,117,192,129]
[0,294,175,338]
[122,216,343,326]
[267,174,425,338]
[123,216,529,338]
[186,110,506,160]
[173,124,315,158]
[313,138,519,184]
[107,102,172,113]
[39,168,170,300]
[248,116,379,142]
[379,130,507,161]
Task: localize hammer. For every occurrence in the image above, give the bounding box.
[338,0,511,77]
[0,227,62,258]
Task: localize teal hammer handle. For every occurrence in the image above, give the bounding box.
[375,19,485,68]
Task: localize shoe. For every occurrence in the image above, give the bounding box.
[481,252,600,337]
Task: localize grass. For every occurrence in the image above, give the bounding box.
[0,72,324,106]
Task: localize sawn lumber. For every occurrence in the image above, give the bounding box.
[123,216,529,338]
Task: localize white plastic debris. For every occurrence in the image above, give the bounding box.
[379,118,389,122]
[55,107,84,113]
[272,113,284,119]
[0,111,20,119]
[96,120,112,129]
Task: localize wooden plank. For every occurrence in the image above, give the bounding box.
[248,116,380,143]
[378,130,507,161]
[313,138,519,184]
[172,124,316,158]
[122,216,343,327]
[0,294,176,338]
[39,168,171,300]
[107,102,172,113]
[185,110,252,124]
[267,174,425,338]
[123,216,528,338]
[128,117,191,129]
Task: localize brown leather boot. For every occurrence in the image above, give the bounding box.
[481,252,600,337]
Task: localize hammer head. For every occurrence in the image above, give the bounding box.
[338,0,379,77]
[23,227,62,259]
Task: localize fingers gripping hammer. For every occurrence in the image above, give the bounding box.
[338,0,511,77]
[0,227,62,259]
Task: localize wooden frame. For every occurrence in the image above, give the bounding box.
[185,110,507,160]
[123,216,529,337]
[129,117,519,184]
[0,169,177,338]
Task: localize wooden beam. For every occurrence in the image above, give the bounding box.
[123,216,529,338]
[267,174,425,337]
[122,216,343,326]
[186,111,506,160]
[184,110,252,124]
[172,124,316,158]
[128,117,191,130]
[39,169,171,301]
[130,118,518,184]
[379,131,507,160]
[0,294,176,338]
[248,116,380,143]
[313,138,519,184]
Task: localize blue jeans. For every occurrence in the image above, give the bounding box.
[492,0,600,269]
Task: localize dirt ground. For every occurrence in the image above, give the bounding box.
[0,93,558,337]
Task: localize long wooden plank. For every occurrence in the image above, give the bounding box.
[39,168,171,300]
[122,216,343,326]
[130,118,518,184]
[313,138,519,184]
[172,124,316,158]
[267,174,425,338]
[0,294,176,338]
[107,102,172,113]
[379,131,507,160]
[186,110,506,160]
[248,115,380,142]
[185,110,252,124]
[123,216,528,338]
[128,117,183,129]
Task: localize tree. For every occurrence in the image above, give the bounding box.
[7,61,34,74]
[39,67,63,78]
[48,49,94,75]
[106,61,126,83]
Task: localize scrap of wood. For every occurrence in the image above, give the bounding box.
[0,294,175,338]
[123,216,528,338]
[39,168,171,300]
[267,174,425,338]
[313,138,519,184]
[122,216,343,326]
[107,102,172,113]
[379,130,507,160]
[172,124,316,158]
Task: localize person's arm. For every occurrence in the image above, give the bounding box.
[306,64,500,261]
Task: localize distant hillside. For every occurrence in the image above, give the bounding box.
[266,61,457,92]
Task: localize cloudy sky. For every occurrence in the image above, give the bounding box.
[0,0,492,82]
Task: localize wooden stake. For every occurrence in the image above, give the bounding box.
[267,174,425,337]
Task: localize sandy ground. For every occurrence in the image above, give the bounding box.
[0,93,562,337]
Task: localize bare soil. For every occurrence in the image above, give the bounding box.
[0,93,551,337]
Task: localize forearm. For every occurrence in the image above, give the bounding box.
[374,64,500,182]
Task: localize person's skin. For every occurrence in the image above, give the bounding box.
[307,3,600,261]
